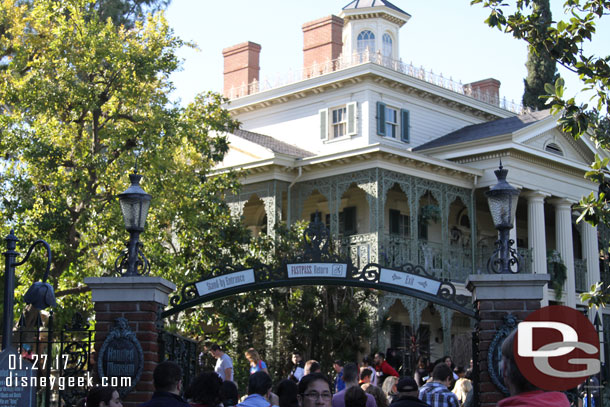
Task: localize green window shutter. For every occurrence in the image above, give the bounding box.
[377,101,386,136]
[319,108,328,140]
[347,102,357,135]
[401,109,410,142]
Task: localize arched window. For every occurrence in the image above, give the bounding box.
[357,30,375,54]
[545,142,564,156]
[382,33,393,58]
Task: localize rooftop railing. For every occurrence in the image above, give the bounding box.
[227,50,523,114]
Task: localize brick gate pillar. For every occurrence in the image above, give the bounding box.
[85,276,175,407]
[466,274,550,407]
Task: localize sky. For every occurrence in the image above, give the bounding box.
[164,0,609,108]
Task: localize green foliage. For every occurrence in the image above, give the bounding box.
[470,0,610,306]
[94,0,171,28]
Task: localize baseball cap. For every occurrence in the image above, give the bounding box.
[396,377,418,392]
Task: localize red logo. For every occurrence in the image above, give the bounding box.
[514,305,600,391]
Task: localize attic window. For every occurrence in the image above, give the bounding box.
[545,142,564,156]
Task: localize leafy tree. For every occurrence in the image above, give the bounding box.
[0,0,244,328]
[521,0,559,110]
[94,0,171,28]
[471,0,610,305]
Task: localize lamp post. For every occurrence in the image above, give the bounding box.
[485,161,521,274]
[2,230,55,350]
[114,171,151,276]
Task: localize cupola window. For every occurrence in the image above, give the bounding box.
[382,33,392,58]
[357,30,375,54]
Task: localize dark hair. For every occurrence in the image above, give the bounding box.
[248,371,272,396]
[454,366,465,375]
[276,379,299,407]
[362,356,373,366]
[333,360,344,367]
[375,352,385,359]
[76,386,116,407]
[417,356,428,368]
[360,368,373,380]
[298,373,332,395]
[501,329,537,394]
[305,360,321,374]
[342,362,359,383]
[211,344,222,352]
[154,360,183,392]
[292,351,302,357]
[432,363,453,382]
[185,371,223,405]
[221,380,239,407]
[345,386,367,407]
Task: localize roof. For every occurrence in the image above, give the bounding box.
[342,0,410,16]
[413,110,552,151]
[232,129,314,158]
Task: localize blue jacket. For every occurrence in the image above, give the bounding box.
[238,394,273,407]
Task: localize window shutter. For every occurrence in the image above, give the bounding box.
[319,108,328,140]
[400,109,410,142]
[376,102,386,136]
[347,102,357,135]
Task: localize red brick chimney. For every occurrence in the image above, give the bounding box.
[465,78,501,105]
[222,41,261,98]
[302,15,343,77]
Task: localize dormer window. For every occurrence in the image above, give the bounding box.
[357,30,375,54]
[383,33,393,58]
[545,142,564,156]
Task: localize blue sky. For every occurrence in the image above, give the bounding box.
[165,0,608,108]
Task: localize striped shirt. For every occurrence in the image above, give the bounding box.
[418,382,459,407]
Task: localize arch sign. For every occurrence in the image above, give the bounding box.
[162,218,474,318]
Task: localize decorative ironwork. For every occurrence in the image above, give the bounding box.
[114,241,151,276]
[487,238,522,274]
[159,330,200,392]
[488,313,518,396]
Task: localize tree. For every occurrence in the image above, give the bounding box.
[0,0,245,327]
[94,0,171,28]
[471,0,610,305]
[521,0,559,110]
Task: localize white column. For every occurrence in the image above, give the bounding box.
[550,198,576,307]
[524,191,549,305]
[581,221,600,292]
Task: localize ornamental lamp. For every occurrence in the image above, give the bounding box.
[485,162,520,231]
[118,172,151,232]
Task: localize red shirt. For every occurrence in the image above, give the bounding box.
[376,360,399,377]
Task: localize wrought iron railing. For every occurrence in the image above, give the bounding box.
[476,247,533,274]
[575,258,588,293]
[158,330,201,392]
[380,234,413,268]
[227,50,523,113]
[339,233,376,269]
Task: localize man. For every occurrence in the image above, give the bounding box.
[298,372,334,407]
[210,343,234,382]
[497,329,569,407]
[418,364,459,407]
[373,352,399,386]
[333,360,346,392]
[139,360,190,407]
[359,368,373,386]
[305,360,322,376]
[291,351,306,382]
[238,371,276,407]
[332,363,377,407]
[390,377,430,407]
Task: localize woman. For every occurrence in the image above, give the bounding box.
[361,383,389,407]
[76,386,122,407]
[186,371,223,407]
[414,356,430,387]
[277,379,299,407]
[245,348,269,375]
[220,381,239,407]
[381,376,398,404]
[452,367,472,407]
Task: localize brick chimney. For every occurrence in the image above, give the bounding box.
[465,78,501,105]
[222,41,261,98]
[302,15,343,77]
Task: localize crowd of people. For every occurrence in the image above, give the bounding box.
[79,337,573,407]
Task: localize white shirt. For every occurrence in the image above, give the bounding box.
[215,352,234,381]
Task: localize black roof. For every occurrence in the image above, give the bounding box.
[232,129,313,158]
[342,0,410,17]
[414,110,551,151]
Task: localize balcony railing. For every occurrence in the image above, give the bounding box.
[227,50,523,114]
[575,258,588,293]
[476,247,534,274]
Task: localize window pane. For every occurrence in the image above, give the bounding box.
[357,30,375,54]
[383,33,392,58]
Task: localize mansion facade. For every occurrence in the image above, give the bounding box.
[215,0,609,370]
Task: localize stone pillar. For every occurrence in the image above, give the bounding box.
[523,191,549,304]
[550,198,576,307]
[581,221,600,292]
[466,274,550,407]
[85,276,175,407]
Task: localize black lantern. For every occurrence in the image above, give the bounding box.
[115,172,151,276]
[485,162,521,273]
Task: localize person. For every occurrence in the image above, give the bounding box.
[442,357,458,382]
[246,348,270,375]
[334,360,346,392]
[373,353,399,387]
[381,376,398,404]
[221,381,240,407]
[362,383,389,407]
[451,367,471,406]
[413,357,429,388]
[140,360,190,407]
[238,371,277,407]
[359,369,373,386]
[290,352,306,382]
[388,377,430,407]
[77,386,122,407]
[332,363,377,407]
[497,329,569,407]
[277,379,299,407]
[298,372,334,407]
[211,344,234,382]
[418,364,459,407]
[345,386,368,407]
[305,360,322,376]
[186,371,223,407]
[360,357,378,386]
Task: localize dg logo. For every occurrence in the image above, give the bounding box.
[515,305,600,391]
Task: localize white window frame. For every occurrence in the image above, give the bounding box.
[385,106,398,139]
[331,106,347,139]
[320,103,357,141]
